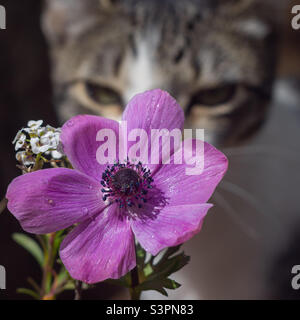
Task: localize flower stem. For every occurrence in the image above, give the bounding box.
[40,233,55,299]
[129,242,141,300]
[129,267,140,300]
[129,286,141,300]
[74,280,82,300]
[131,266,139,288]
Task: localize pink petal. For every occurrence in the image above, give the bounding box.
[153,140,228,206]
[122,89,184,171]
[131,203,212,256]
[60,115,121,181]
[60,204,136,284]
[6,168,105,234]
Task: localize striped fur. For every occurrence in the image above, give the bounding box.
[42,0,277,146]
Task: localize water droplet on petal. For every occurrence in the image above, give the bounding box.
[88,185,93,190]
[82,207,89,214]
[48,199,55,206]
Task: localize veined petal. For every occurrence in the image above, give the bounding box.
[60,115,121,181]
[122,89,184,171]
[123,89,184,131]
[60,204,136,284]
[153,140,228,206]
[131,203,212,256]
[6,168,104,234]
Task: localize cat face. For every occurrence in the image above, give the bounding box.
[43,0,276,146]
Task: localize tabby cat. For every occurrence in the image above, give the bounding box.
[42,0,300,301]
[42,0,277,147]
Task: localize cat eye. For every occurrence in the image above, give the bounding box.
[85,82,122,106]
[190,83,237,107]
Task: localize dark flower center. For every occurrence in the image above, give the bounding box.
[111,168,140,196]
[100,160,153,210]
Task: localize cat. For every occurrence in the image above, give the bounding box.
[42,0,277,147]
[42,0,298,300]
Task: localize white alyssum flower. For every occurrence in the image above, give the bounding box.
[12,120,64,167]
[12,130,23,144]
[30,127,63,157]
[51,150,63,160]
[27,120,43,131]
[40,128,60,150]
[13,130,27,151]
[16,151,35,166]
[30,137,50,154]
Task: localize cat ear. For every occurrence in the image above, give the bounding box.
[42,0,101,46]
[216,0,274,40]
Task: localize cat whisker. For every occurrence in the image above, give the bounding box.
[222,145,300,161]
[219,180,281,229]
[213,191,259,240]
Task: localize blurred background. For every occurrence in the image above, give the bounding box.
[0,0,300,299]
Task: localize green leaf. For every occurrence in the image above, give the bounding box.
[12,233,44,267]
[163,245,183,260]
[56,267,69,286]
[154,287,168,296]
[62,281,89,291]
[63,281,76,290]
[138,276,181,295]
[17,288,40,299]
[136,243,146,268]
[138,279,169,296]
[27,277,41,292]
[152,252,190,281]
[143,263,153,277]
[106,272,131,288]
[135,244,189,297]
[161,278,181,290]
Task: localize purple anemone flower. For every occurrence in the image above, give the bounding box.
[6,89,228,284]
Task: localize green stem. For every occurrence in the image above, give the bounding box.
[130,266,139,288]
[40,233,55,299]
[33,153,43,171]
[129,242,141,300]
[129,286,141,300]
